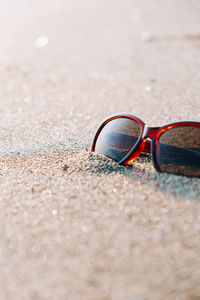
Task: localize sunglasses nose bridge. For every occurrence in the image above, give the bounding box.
[141,126,160,153]
[143,126,159,139]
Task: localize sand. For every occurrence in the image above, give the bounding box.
[0,0,200,299]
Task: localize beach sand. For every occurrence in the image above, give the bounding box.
[0,0,200,299]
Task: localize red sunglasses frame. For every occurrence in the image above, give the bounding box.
[91,113,200,173]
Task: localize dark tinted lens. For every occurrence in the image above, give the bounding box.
[156,126,200,177]
[95,117,141,162]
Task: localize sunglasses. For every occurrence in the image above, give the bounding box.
[91,113,200,177]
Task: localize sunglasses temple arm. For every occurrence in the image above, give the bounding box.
[143,140,151,153]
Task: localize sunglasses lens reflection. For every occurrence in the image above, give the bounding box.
[95,117,142,162]
[156,126,200,177]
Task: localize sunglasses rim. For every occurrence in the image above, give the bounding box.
[152,121,200,174]
[91,113,200,176]
[91,113,145,153]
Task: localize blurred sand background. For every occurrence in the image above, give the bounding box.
[0,0,200,299]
